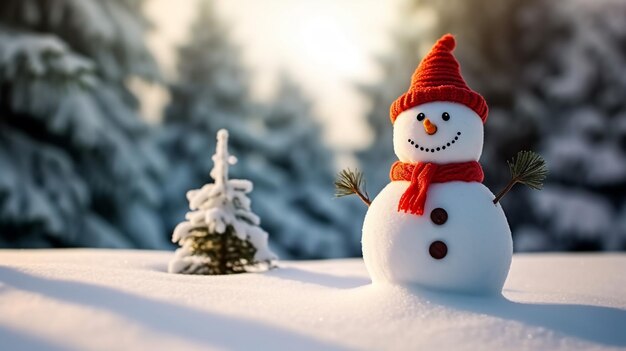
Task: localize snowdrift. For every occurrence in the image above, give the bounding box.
[0,249,624,350]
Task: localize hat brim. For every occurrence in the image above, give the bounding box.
[390,85,488,124]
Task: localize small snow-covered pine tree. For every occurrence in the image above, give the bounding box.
[169,129,276,275]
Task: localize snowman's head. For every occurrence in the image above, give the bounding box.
[393,101,483,164]
[389,34,488,164]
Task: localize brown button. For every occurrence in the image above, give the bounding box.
[430,208,448,225]
[429,240,448,259]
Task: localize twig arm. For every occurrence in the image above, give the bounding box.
[493,178,517,204]
[353,187,372,207]
[493,151,548,205]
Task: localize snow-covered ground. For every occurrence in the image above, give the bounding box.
[0,250,624,351]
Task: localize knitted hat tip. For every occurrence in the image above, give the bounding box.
[437,34,456,51]
[389,33,488,124]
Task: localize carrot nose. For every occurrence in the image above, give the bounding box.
[423,118,438,135]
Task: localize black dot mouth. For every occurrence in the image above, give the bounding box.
[408,132,461,153]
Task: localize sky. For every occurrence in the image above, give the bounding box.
[142,0,398,151]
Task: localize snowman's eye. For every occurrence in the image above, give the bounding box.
[416,113,425,121]
[442,112,450,121]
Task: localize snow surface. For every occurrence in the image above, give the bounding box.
[0,249,625,351]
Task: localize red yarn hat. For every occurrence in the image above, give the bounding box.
[389,34,488,124]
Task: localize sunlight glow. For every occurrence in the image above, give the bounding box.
[146,0,394,149]
[291,14,363,76]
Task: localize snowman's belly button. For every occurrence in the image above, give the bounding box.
[361,181,513,294]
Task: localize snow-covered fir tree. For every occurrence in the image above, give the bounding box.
[517,0,626,251]
[0,0,168,248]
[160,0,259,235]
[251,76,361,258]
[169,129,276,275]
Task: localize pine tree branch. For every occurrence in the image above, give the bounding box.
[335,168,371,206]
[493,150,548,204]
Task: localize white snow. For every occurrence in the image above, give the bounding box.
[393,102,484,164]
[0,249,625,351]
[0,31,93,80]
[363,181,512,295]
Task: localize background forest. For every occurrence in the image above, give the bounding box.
[1,0,625,257]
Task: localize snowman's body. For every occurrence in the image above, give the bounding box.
[363,181,512,294]
[362,97,513,295]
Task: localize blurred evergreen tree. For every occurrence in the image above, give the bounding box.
[512,0,626,251]
[162,0,358,258]
[0,0,168,248]
[253,76,361,258]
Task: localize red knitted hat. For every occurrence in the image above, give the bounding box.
[389,34,488,124]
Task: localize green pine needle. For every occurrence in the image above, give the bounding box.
[335,168,371,206]
[508,150,548,190]
[493,150,548,204]
[334,168,367,197]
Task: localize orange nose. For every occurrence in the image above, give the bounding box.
[423,118,438,135]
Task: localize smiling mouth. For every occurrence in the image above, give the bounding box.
[408,132,461,153]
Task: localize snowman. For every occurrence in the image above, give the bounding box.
[361,34,513,295]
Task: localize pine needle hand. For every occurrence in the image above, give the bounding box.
[335,168,371,206]
[493,151,548,204]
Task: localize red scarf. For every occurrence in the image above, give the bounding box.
[389,161,484,215]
